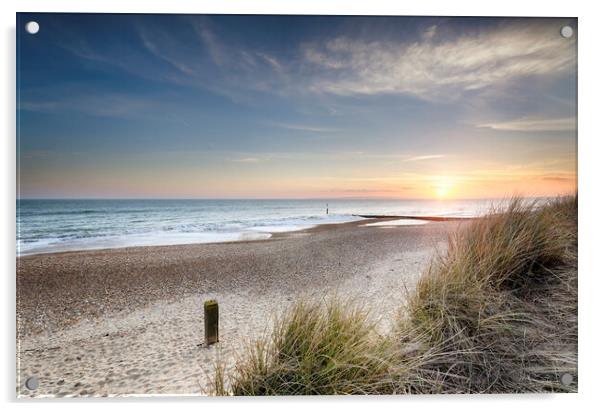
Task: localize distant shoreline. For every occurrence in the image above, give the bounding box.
[352,214,474,222]
[16,215,468,258]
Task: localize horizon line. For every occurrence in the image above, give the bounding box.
[17,195,566,202]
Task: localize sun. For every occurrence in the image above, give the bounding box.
[433,177,454,199]
[436,186,449,198]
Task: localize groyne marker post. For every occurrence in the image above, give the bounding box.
[204,300,219,346]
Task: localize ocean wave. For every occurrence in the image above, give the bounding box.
[16,198,511,255]
[17,231,273,256]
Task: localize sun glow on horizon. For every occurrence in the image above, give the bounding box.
[433,176,455,200]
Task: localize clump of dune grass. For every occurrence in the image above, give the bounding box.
[400,196,577,393]
[221,300,397,395]
[214,196,577,395]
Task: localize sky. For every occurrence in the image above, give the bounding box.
[17,14,577,200]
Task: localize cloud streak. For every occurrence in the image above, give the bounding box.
[477,116,576,132]
[301,21,575,100]
[404,154,447,162]
[231,157,263,163]
[265,122,339,133]
[19,92,154,118]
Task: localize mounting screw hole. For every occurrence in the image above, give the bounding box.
[25,376,39,390]
[25,21,40,35]
[560,25,574,39]
[560,373,573,386]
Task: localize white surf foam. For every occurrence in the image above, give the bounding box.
[364,219,430,227]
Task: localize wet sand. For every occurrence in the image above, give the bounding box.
[17,218,462,397]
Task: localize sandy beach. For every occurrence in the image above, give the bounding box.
[17,218,461,397]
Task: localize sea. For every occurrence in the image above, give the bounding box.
[16,198,530,256]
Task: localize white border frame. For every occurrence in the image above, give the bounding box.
[3,1,599,410]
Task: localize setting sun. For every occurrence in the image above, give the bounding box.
[433,177,454,199]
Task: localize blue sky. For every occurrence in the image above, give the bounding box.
[17,14,577,199]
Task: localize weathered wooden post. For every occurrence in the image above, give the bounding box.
[204,300,219,345]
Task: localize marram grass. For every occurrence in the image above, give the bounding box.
[213,196,577,395]
[216,300,398,395]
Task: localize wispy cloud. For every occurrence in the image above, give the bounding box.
[404,154,446,162]
[191,18,227,66]
[322,188,397,193]
[476,116,576,132]
[20,150,82,160]
[265,122,339,133]
[19,92,154,118]
[318,188,403,197]
[540,175,575,182]
[138,27,196,76]
[422,25,438,40]
[301,21,575,100]
[255,52,285,73]
[231,157,264,163]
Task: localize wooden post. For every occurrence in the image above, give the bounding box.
[204,300,219,345]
